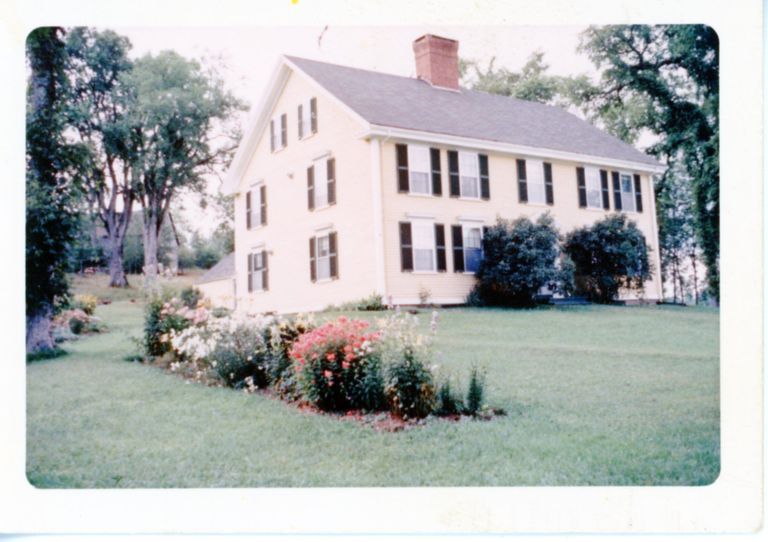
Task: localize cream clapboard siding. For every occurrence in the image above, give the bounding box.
[198,278,236,310]
[233,71,377,314]
[378,141,663,304]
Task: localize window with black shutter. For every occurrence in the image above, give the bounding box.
[261,250,269,291]
[309,236,316,282]
[247,253,253,292]
[280,113,287,148]
[399,222,413,272]
[435,224,446,272]
[307,165,315,211]
[430,148,442,196]
[245,190,252,229]
[576,167,587,208]
[543,162,554,205]
[451,225,464,272]
[612,171,622,211]
[448,150,460,197]
[328,232,338,279]
[517,159,528,203]
[327,158,336,205]
[600,170,610,209]
[633,174,643,212]
[479,154,490,200]
[269,120,275,152]
[260,185,267,226]
[297,104,304,139]
[396,144,409,193]
[310,97,317,134]
[249,250,268,292]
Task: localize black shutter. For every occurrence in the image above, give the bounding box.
[307,165,315,210]
[262,250,269,291]
[451,225,464,273]
[543,162,554,205]
[516,159,528,203]
[479,154,490,200]
[247,253,253,293]
[430,148,442,196]
[269,120,275,152]
[448,150,460,197]
[327,158,336,205]
[260,185,267,225]
[612,171,622,210]
[396,144,409,192]
[329,232,338,279]
[280,113,287,147]
[399,222,413,272]
[310,97,317,133]
[576,167,587,208]
[309,237,316,282]
[298,104,304,139]
[600,169,610,209]
[435,224,446,272]
[245,190,252,229]
[634,174,643,212]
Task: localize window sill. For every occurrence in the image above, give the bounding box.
[458,196,484,202]
[247,224,266,231]
[522,201,551,208]
[462,271,478,276]
[411,270,438,275]
[314,277,335,284]
[249,288,267,295]
[311,203,334,212]
[299,132,316,142]
[271,145,286,154]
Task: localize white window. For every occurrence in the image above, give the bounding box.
[407,144,431,195]
[299,100,312,139]
[585,167,602,209]
[459,151,480,198]
[316,235,331,280]
[313,157,328,208]
[412,220,436,272]
[250,185,262,226]
[271,115,285,151]
[463,225,483,273]
[526,159,547,204]
[620,173,636,212]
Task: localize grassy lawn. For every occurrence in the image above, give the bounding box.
[27,281,719,487]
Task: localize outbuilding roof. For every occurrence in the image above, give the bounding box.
[286,55,661,168]
[196,252,235,284]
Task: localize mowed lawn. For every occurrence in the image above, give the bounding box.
[27,295,719,487]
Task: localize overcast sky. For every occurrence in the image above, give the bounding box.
[112,25,597,234]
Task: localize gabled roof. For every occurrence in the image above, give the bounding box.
[223,54,663,194]
[196,252,235,284]
[287,56,661,168]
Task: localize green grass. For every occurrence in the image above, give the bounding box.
[27,284,719,487]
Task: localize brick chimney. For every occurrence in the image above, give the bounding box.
[412,34,459,90]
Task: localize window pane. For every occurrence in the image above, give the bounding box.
[459,152,479,198]
[317,256,331,280]
[302,102,312,135]
[414,249,435,271]
[253,270,264,291]
[313,159,328,207]
[412,221,435,271]
[464,227,482,249]
[586,167,602,209]
[317,236,330,257]
[460,176,479,198]
[465,248,483,272]
[620,174,635,211]
[409,171,430,194]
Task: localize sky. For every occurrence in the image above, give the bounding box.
[113,25,598,234]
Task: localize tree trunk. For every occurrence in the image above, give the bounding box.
[143,211,159,290]
[690,249,699,305]
[26,306,55,354]
[167,212,180,275]
[107,234,129,287]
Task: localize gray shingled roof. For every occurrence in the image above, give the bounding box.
[287,56,660,167]
[197,252,235,284]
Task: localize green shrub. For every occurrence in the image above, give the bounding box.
[265,316,314,399]
[464,366,485,416]
[384,352,436,420]
[356,293,386,311]
[180,286,203,309]
[436,380,464,416]
[69,317,85,335]
[562,213,652,303]
[72,294,98,315]
[209,322,269,388]
[470,214,570,307]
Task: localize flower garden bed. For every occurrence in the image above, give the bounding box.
[141,290,502,429]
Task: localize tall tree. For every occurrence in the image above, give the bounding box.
[462,51,565,105]
[125,51,243,288]
[65,28,136,287]
[574,25,719,300]
[26,27,82,353]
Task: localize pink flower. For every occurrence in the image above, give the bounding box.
[342,361,350,370]
[326,353,336,362]
[324,370,333,379]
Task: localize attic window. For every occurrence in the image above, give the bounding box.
[270,114,287,152]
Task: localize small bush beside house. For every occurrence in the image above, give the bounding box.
[563,214,652,303]
[469,214,571,307]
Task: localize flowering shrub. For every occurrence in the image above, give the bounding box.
[52,308,105,341]
[290,316,383,412]
[72,294,98,315]
[377,311,438,419]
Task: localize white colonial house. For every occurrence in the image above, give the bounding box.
[216,34,665,314]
